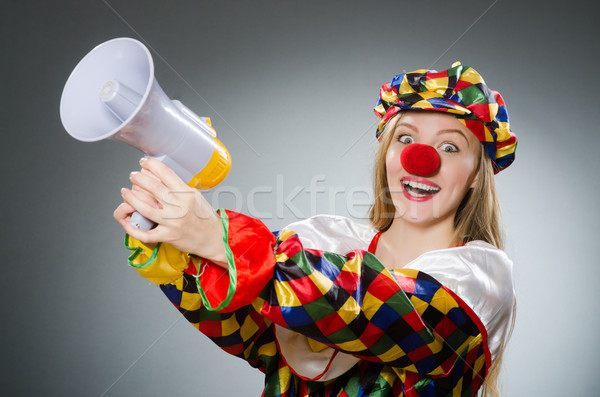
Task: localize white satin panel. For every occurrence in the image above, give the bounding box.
[406,241,515,361]
[275,215,514,380]
[275,325,361,381]
[285,214,377,254]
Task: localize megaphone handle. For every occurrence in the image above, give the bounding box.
[130,211,157,231]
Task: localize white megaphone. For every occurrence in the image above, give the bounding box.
[60,37,231,231]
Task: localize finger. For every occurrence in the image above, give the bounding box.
[139,157,187,190]
[129,171,168,201]
[113,202,135,222]
[121,187,161,223]
[131,185,163,209]
[139,167,162,183]
[129,171,158,200]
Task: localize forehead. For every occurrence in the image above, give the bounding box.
[396,110,464,130]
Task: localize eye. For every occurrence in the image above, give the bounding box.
[397,134,414,144]
[440,143,458,153]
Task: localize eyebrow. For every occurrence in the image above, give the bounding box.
[395,122,418,132]
[436,129,469,145]
[396,123,470,145]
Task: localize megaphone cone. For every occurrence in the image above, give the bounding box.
[60,37,231,230]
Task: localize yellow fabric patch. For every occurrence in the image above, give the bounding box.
[483,126,495,143]
[308,271,334,296]
[307,337,329,353]
[488,103,499,118]
[408,295,429,315]
[412,99,436,109]
[180,290,202,312]
[398,77,416,94]
[336,338,367,352]
[453,378,463,397]
[342,252,362,274]
[278,229,296,241]
[221,314,242,337]
[459,67,485,85]
[174,276,185,290]
[472,348,486,374]
[337,296,360,325]
[497,141,517,158]
[361,292,384,321]
[452,338,473,360]
[425,333,445,355]
[392,367,407,384]
[274,280,303,307]
[429,288,459,314]
[240,314,262,341]
[378,367,396,387]
[257,340,278,358]
[125,235,191,284]
[252,296,266,311]
[378,344,406,363]
[395,268,419,278]
[275,251,289,263]
[277,367,293,396]
[380,89,400,103]
[425,76,449,94]
[496,121,511,139]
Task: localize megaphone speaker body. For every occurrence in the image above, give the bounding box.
[60,38,231,230]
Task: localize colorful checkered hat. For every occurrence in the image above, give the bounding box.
[374,62,517,173]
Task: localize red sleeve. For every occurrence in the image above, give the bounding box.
[197,209,277,312]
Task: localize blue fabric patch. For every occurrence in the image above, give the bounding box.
[160,283,182,306]
[370,303,401,330]
[281,305,314,327]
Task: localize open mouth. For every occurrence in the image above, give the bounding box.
[402,179,440,198]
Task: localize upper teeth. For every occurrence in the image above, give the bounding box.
[403,180,440,192]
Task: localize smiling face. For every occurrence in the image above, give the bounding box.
[385,111,482,227]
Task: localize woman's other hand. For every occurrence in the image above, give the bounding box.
[113,157,227,267]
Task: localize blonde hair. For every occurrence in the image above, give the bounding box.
[369,112,508,396]
[369,114,402,232]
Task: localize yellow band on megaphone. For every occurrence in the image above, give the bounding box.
[187,137,231,190]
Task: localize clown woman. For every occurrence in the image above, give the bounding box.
[115,62,517,397]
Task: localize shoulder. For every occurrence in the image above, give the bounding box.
[406,241,515,360]
[407,241,513,294]
[283,215,377,254]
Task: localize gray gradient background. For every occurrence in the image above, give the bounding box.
[2,1,598,395]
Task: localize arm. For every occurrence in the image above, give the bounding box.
[115,159,489,379]
[122,211,489,392]
[160,210,488,379]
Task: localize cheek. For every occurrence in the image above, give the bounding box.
[456,156,479,190]
[385,146,402,176]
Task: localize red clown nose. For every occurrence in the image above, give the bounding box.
[400,143,440,177]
